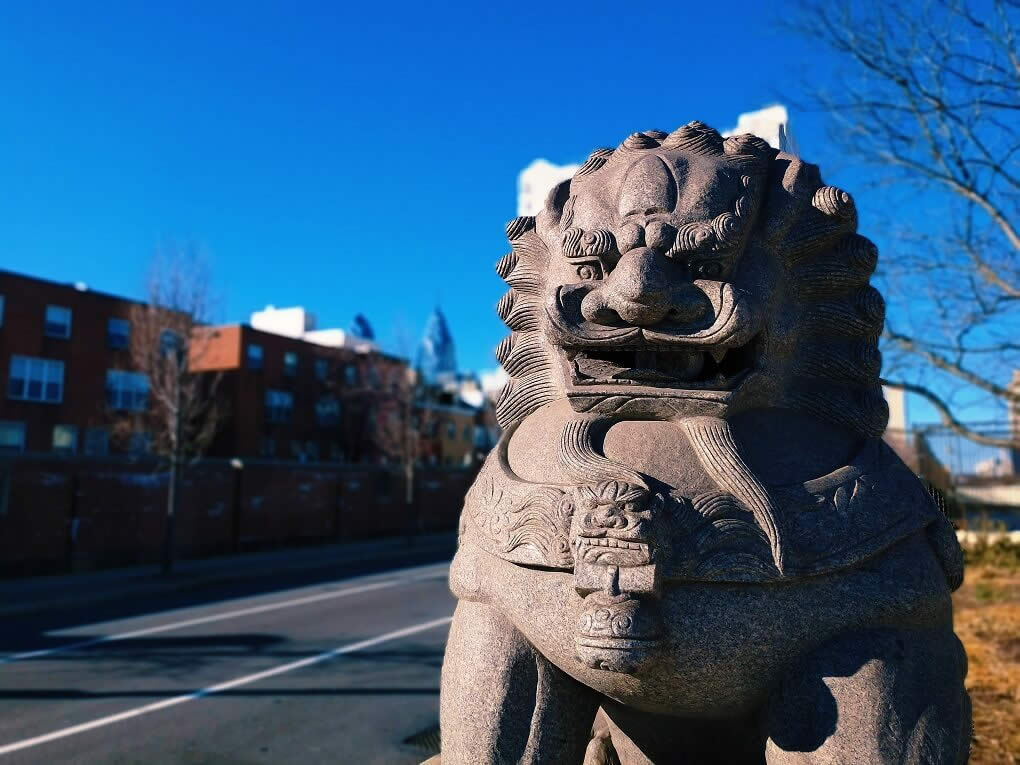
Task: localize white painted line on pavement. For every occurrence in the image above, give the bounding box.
[2,563,450,665]
[0,615,453,757]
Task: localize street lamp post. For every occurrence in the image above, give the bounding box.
[161,338,185,575]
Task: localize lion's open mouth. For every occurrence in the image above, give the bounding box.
[575,535,651,567]
[566,340,756,389]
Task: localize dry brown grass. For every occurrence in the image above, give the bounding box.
[955,562,1020,764]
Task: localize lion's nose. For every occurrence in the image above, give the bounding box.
[580,247,710,327]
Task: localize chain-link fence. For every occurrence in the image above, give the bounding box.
[908,423,1018,482]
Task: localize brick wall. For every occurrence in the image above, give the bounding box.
[0,455,476,576]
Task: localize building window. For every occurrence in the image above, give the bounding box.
[344,365,359,386]
[44,305,72,338]
[260,436,275,457]
[0,295,5,327]
[52,425,77,454]
[107,318,131,349]
[305,441,319,461]
[447,422,456,439]
[159,329,184,357]
[265,389,293,423]
[315,358,329,381]
[105,370,150,411]
[128,431,152,454]
[83,427,109,456]
[315,396,340,426]
[464,426,472,441]
[283,351,298,377]
[329,442,343,462]
[247,343,263,369]
[0,421,25,453]
[8,356,64,403]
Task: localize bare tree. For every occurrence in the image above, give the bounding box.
[789,0,1020,446]
[126,243,225,573]
[366,352,441,537]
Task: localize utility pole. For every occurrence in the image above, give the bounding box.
[161,342,184,575]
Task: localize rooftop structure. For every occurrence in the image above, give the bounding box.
[722,104,797,153]
[517,159,580,217]
[249,305,375,351]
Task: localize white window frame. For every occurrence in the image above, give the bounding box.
[107,317,131,349]
[44,305,72,338]
[315,396,340,426]
[159,329,185,358]
[105,369,150,411]
[8,355,65,403]
[52,424,78,454]
[283,351,298,376]
[265,389,294,423]
[0,421,26,453]
[247,343,263,369]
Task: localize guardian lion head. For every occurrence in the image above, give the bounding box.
[494,122,887,438]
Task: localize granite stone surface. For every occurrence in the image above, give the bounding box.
[435,122,970,764]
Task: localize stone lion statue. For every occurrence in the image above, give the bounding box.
[436,122,970,764]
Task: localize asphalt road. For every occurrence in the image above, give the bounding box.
[0,561,455,764]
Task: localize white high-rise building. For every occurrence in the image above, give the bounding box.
[517,159,580,217]
[249,305,375,351]
[723,104,796,153]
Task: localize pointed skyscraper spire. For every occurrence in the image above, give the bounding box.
[417,306,457,383]
[349,313,375,340]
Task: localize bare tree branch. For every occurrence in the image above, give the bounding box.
[790,0,1020,451]
[123,242,226,462]
[883,378,1019,447]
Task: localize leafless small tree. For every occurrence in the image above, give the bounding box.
[356,319,441,536]
[789,0,1019,447]
[367,355,441,536]
[126,243,225,573]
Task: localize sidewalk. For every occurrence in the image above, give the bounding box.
[0,532,457,621]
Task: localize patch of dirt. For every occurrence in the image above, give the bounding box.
[954,565,1020,764]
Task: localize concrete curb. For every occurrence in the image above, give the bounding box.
[0,533,457,621]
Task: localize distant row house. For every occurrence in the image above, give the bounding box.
[0,271,148,456]
[0,270,496,467]
[189,319,410,464]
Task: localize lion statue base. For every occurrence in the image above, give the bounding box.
[435,122,970,764]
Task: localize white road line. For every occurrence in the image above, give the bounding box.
[0,615,453,757]
[2,564,450,665]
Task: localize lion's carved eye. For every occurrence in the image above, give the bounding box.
[577,264,602,280]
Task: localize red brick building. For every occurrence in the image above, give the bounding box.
[0,269,413,462]
[0,270,148,456]
[192,323,411,463]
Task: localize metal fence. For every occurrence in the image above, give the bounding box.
[910,422,1018,482]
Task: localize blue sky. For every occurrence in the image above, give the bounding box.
[2,0,857,374]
